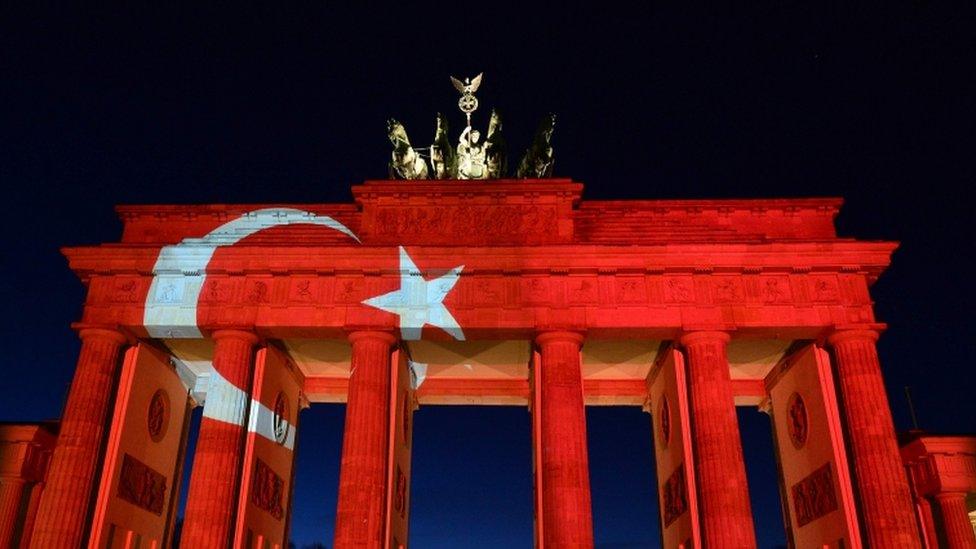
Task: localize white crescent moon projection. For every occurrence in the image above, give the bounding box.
[144,208,359,338]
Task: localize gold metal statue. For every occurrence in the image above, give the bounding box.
[385,73,554,180]
[485,109,507,178]
[430,112,457,179]
[451,73,483,128]
[451,73,488,179]
[387,119,429,180]
[517,114,556,178]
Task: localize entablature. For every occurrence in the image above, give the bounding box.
[63,241,896,279]
[112,180,845,247]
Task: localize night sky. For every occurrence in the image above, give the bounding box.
[2,5,975,548]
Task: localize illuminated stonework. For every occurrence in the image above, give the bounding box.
[147,389,169,443]
[3,179,957,548]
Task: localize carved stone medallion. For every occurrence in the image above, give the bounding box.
[147,389,170,443]
[659,394,672,449]
[273,392,289,446]
[787,392,809,449]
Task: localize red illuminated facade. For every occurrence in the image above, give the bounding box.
[1,179,972,547]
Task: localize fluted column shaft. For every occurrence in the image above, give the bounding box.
[679,331,756,548]
[180,329,259,548]
[0,478,27,547]
[934,492,976,549]
[31,327,127,549]
[536,332,594,548]
[334,331,396,549]
[828,330,921,547]
[916,495,940,548]
[20,482,44,549]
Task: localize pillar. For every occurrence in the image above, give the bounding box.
[31,327,127,549]
[678,331,755,548]
[180,329,259,548]
[827,329,921,547]
[334,331,396,549]
[20,482,44,549]
[0,479,26,547]
[934,492,976,549]
[535,331,594,548]
[915,495,940,549]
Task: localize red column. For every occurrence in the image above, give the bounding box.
[915,496,940,548]
[679,331,755,548]
[20,482,44,549]
[828,329,921,547]
[180,329,259,548]
[0,479,26,547]
[934,492,976,549]
[535,331,594,548]
[31,327,127,549]
[334,331,396,549]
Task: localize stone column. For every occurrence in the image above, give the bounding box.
[535,331,594,548]
[678,331,756,548]
[0,478,26,547]
[915,495,940,549]
[933,492,976,549]
[180,329,259,548]
[334,331,396,549]
[20,482,44,549]
[31,327,127,549]
[827,329,921,547]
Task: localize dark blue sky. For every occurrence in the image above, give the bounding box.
[2,4,975,547]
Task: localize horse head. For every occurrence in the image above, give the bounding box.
[435,112,449,138]
[387,119,410,150]
[488,109,503,137]
[536,113,556,146]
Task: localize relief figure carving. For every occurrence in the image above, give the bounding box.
[251,458,285,520]
[118,453,167,515]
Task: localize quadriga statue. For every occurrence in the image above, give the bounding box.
[517,114,556,178]
[430,112,457,179]
[387,119,429,180]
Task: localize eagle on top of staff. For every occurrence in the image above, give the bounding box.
[386,73,556,181]
[450,73,483,95]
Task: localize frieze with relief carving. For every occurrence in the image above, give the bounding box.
[394,465,407,519]
[791,463,838,527]
[251,458,285,520]
[118,453,167,515]
[369,204,561,245]
[82,269,880,333]
[662,462,688,527]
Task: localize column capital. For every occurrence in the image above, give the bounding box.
[827,328,880,346]
[71,324,129,345]
[678,330,730,347]
[347,330,397,347]
[933,490,969,501]
[534,331,585,347]
[210,328,260,345]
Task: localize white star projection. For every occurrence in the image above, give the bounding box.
[362,246,465,341]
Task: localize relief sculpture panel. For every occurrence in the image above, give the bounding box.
[370,204,560,244]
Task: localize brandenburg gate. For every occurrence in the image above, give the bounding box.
[4,72,972,548]
[11,176,952,548]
